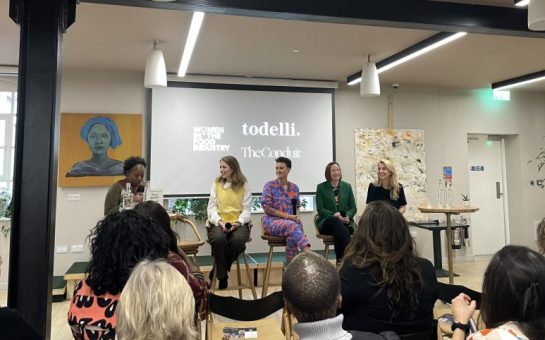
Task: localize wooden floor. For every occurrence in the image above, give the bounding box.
[0,260,489,340]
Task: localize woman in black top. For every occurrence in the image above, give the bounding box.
[366,158,407,214]
[339,201,439,335]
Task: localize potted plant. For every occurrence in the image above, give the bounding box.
[461,193,470,207]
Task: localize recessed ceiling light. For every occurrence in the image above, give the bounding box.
[292,49,300,53]
[515,0,529,7]
[152,0,177,2]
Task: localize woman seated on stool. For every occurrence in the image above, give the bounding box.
[133,201,209,320]
[316,161,357,263]
[206,155,251,290]
[67,211,170,339]
[366,159,407,214]
[339,201,438,335]
[261,157,310,264]
[451,245,545,340]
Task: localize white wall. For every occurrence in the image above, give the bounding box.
[51,70,545,276]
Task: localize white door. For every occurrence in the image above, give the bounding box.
[468,135,507,255]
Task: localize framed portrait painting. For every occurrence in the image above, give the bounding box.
[58,113,142,187]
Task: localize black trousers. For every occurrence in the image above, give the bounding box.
[320,216,354,261]
[207,223,249,280]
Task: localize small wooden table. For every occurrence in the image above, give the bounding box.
[417,206,479,284]
[210,318,285,340]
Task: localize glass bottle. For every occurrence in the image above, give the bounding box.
[121,182,134,211]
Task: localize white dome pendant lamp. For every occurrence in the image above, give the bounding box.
[144,40,167,88]
[360,55,380,97]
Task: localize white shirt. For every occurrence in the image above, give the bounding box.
[207,181,251,226]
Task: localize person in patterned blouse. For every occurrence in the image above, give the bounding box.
[450,245,545,340]
[67,211,170,340]
[261,157,310,264]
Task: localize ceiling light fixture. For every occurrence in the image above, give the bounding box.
[491,69,545,90]
[529,0,545,30]
[178,11,205,77]
[360,55,380,97]
[514,0,529,7]
[144,40,167,88]
[347,32,467,86]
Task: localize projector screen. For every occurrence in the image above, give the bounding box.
[150,83,334,196]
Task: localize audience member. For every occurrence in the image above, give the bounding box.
[283,252,399,340]
[339,201,438,335]
[67,210,170,339]
[0,255,41,340]
[116,259,197,340]
[537,217,545,254]
[133,201,209,319]
[451,245,545,340]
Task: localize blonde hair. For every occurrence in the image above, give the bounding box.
[375,158,400,200]
[537,218,545,254]
[116,260,197,340]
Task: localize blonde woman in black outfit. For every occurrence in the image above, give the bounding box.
[339,201,438,335]
[366,159,407,214]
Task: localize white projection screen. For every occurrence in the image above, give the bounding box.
[150,84,334,196]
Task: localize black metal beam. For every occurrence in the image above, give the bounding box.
[492,69,545,90]
[80,0,544,38]
[8,0,75,338]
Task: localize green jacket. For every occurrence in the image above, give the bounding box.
[315,180,357,230]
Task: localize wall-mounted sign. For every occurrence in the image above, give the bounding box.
[470,165,484,171]
[443,166,452,182]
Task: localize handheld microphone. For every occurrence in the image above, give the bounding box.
[340,211,347,218]
[291,198,298,216]
[225,222,232,231]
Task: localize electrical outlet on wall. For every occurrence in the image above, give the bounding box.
[68,194,80,201]
[55,245,68,254]
[71,244,84,253]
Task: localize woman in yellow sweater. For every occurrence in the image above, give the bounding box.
[206,155,251,289]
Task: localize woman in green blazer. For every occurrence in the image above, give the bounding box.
[316,161,357,262]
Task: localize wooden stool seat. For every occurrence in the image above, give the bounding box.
[170,214,205,270]
[314,214,334,259]
[178,239,205,254]
[260,222,287,298]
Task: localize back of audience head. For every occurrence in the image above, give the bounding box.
[341,200,422,316]
[537,217,545,254]
[86,210,170,295]
[133,201,181,255]
[116,259,197,340]
[282,252,340,323]
[480,245,545,339]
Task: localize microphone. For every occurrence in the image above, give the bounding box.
[340,211,347,218]
[291,198,298,216]
[224,222,232,231]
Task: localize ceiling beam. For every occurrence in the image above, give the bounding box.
[80,0,545,38]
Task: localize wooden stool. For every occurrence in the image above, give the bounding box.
[169,214,205,271]
[260,222,287,298]
[314,214,334,259]
[207,221,257,299]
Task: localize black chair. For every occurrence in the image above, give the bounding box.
[438,282,482,308]
[398,321,438,340]
[205,291,293,340]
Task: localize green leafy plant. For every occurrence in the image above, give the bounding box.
[301,198,308,209]
[0,190,11,218]
[461,193,469,202]
[190,199,209,221]
[251,197,263,212]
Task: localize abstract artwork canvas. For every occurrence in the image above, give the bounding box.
[354,128,428,221]
[58,113,142,187]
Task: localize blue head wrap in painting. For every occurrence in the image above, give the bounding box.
[80,117,122,149]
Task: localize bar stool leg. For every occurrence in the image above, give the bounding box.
[210,262,218,292]
[192,254,201,271]
[243,252,257,299]
[324,245,329,259]
[262,245,274,298]
[236,257,243,299]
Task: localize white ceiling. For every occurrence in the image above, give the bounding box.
[2,0,545,91]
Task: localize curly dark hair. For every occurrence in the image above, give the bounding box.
[275,157,292,169]
[123,156,147,174]
[133,201,182,256]
[340,201,422,317]
[85,210,170,295]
